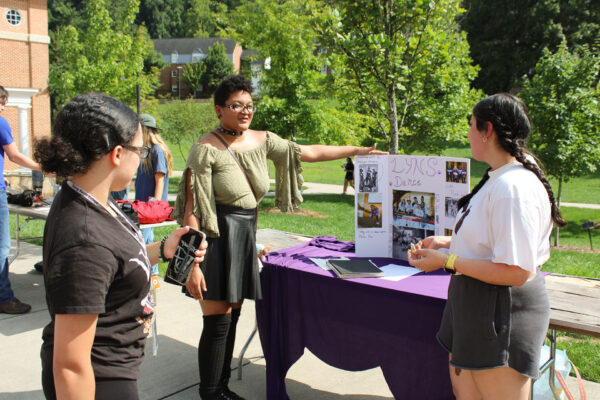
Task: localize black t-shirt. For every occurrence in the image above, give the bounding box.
[41,182,153,381]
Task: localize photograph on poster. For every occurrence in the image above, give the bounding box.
[357,192,383,228]
[358,164,379,193]
[445,197,459,218]
[446,161,468,183]
[392,190,435,228]
[392,226,435,259]
[391,190,435,260]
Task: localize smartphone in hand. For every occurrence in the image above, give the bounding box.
[165,227,206,286]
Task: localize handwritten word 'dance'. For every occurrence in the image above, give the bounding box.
[393,177,422,187]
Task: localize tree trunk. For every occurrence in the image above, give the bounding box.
[384,0,399,155]
[553,177,563,246]
[387,83,399,154]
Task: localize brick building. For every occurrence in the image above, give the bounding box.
[152,38,242,98]
[0,0,51,172]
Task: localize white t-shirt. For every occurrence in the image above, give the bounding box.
[449,161,552,275]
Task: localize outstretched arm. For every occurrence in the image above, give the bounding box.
[299,143,387,162]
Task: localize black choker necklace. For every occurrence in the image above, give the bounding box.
[217,125,243,136]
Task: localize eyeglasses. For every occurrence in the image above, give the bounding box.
[224,103,258,113]
[122,144,151,159]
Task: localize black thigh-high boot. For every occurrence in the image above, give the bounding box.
[220,308,244,399]
[198,313,231,400]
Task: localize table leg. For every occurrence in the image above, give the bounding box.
[532,329,562,400]
[237,319,259,380]
[8,214,21,265]
[548,329,562,400]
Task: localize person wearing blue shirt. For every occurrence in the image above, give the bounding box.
[110,188,128,200]
[0,86,45,314]
[134,114,173,273]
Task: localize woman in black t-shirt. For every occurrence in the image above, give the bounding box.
[34,93,207,400]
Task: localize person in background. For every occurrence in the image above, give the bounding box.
[342,156,354,194]
[0,85,44,314]
[110,188,129,200]
[35,93,206,400]
[174,75,387,400]
[408,93,566,400]
[134,113,173,273]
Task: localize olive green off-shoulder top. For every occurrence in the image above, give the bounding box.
[173,131,304,237]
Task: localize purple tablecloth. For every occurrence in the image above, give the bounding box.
[256,236,454,399]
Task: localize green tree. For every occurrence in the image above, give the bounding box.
[202,42,234,94]
[48,0,159,114]
[159,99,215,161]
[183,0,234,37]
[520,43,600,244]
[50,0,138,33]
[225,0,361,145]
[558,0,600,53]
[181,61,206,98]
[137,0,186,38]
[317,0,480,154]
[460,0,566,94]
[183,0,213,37]
[48,0,85,32]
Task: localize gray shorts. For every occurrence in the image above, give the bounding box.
[437,273,549,378]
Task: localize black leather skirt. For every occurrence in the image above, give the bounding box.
[185,204,261,303]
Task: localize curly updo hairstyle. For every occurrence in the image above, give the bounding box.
[457,93,566,227]
[35,93,138,178]
[213,75,253,107]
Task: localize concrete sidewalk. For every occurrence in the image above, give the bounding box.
[2,241,599,400]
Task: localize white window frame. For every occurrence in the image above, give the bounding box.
[6,10,22,26]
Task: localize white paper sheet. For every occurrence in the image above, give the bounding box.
[380,264,420,281]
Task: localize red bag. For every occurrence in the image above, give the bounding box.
[117,200,174,224]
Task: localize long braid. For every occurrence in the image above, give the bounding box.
[513,149,567,227]
[457,168,491,212]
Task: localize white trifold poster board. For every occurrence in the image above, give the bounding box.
[355,155,470,261]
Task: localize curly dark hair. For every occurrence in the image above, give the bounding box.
[458,93,566,227]
[213,75,253,107]
[34,93,138,178]
[0,85,8,104]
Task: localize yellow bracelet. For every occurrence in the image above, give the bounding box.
[445,254,457,271]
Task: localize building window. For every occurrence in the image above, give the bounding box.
[192,48,203,62]
[171,51,179,64]
[171,70,178,78]
[172,85,178,92]
[6,10,22,26]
